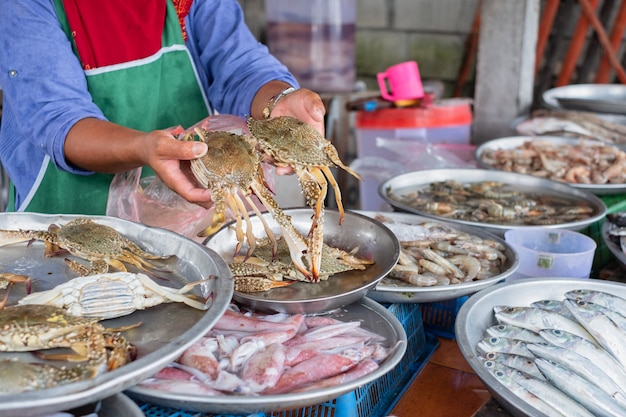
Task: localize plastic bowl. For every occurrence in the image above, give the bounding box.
[504,227,596,279]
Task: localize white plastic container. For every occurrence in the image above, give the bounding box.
[265,0,356,93]
[354,99,473,210]
[504,227,596,279]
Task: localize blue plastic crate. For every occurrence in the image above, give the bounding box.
[419,296,468,339]
[136,302,438,417]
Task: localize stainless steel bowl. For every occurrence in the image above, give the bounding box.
[379,168,607,236]
[475,135,626,195]
[0,213,233,417]
[455,278,626,417]
[358,211,519,303]
[204,208,400,314]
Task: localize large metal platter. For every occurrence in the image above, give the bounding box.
[455,278,626,417]
[602,219,626,267]
[127,297,407,414]
[204,208,400,314]
[475,135,626,195]
[0,213,233,417]
[357,211,519,303]
[379,168,607,236]
[542,83,626,116]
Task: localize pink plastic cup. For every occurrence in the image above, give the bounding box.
[377,61,425,103]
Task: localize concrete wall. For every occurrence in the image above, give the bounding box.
[238,0,480,96]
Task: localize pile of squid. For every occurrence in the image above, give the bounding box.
[138,305,392,396]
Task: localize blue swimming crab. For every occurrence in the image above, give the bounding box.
[0,218,171,276]
[0,304,135,392]
[183,126,366,283]
[247,116,363,281]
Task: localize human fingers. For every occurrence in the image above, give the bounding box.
[271,89,325,135]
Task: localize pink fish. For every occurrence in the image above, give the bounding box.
[291,358,380,392]
[213,309,300,333]
[263,352,359,395]
[284,321,362,346]
[152,365,193,381]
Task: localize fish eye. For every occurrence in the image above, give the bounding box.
[486,352,497,359]
[495,370,504,377]
[552,329,562,335]
[489,337,499,344]
[484,361,495,368]
[496,324,506,330]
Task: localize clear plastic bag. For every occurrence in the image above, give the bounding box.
[106,114,273,241]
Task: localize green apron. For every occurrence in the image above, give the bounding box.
[10,0,209,214]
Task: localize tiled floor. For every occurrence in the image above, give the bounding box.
[389,337,493,417]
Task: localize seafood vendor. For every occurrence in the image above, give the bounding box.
[0,0,325,214]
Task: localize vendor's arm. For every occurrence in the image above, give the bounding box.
[63,118,213,207]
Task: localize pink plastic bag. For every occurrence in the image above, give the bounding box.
[106,114,275,241]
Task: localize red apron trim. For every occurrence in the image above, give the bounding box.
[172,0,194,41]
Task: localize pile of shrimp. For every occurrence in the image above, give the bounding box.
[480,138,626,184]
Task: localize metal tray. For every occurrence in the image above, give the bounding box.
[0,213,233,417]
[127,296,407,415]
[602,220,626,267]
[100,394,144,417]
[204,208,400,314]
[542,83,626,115]
[455,278,626,417]
[475,135,626,195]
[358,211,519,303]
[379,168,607,236]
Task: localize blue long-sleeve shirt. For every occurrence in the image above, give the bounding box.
[0,0,297,210]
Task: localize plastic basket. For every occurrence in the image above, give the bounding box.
[136,302,438,417]
[419,296,469,339]
[582,193,626,277]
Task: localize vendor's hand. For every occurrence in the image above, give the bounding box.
[144,130,214,209]
[266,88,326,175]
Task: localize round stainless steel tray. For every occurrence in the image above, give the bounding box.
[475,135,626,195]
[204,208,400,314]
[542,83,626,116]
[455,278,626,417]
[127,297,407,415]
[379,168,607,236]
[0,213,233,417]
[358,211,519,303]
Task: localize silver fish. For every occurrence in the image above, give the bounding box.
[482,352,546,380]
[477,336,534,358]
[565,289,626,318]
[531,299,575,320]
[485,362,569,417]
[485,323,545,344]
[564,299,626,369]
[535,358,626,417]
[494,306,596,345]
[539,329,626,390]
[527,343,626,408]
[507,361,595,417]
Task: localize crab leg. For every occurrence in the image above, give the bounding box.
[251,182,314,281]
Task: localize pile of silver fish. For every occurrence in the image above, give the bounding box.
[477,288,626,416]
[138,305,391,396]
[606,212,626,256]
